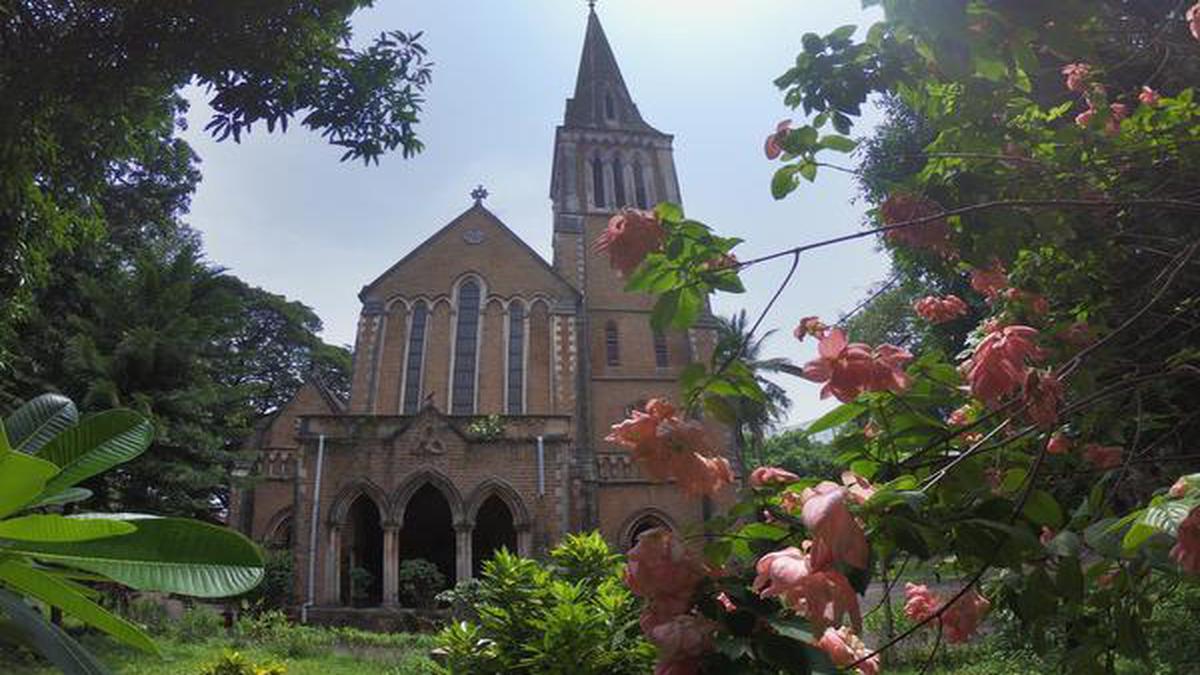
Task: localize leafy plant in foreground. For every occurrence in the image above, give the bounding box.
[0,393,265,674]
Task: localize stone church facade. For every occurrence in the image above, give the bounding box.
[229,8,731,609]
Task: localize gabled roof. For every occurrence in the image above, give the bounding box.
[358,202,579,301]
[563,8,664,135]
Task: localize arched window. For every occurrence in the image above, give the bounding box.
[507,301,525,414]
[654,331,669,369]
[604,92,616,120]
[633,162,648,208]
[605,321,620,367]
[452,281,482,414]
[592,155,606,208]
[402,302,428,414]
[612,156,626,207]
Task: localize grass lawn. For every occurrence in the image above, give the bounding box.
[1,626,439,675]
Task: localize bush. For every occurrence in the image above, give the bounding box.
[432,532,653,674]
[237,549,295,614]
[197,650,286,675]
[123,595,171,635]
[437,579,483,622]
[349,566,375,607]
[174,604,225,642]
[235,610,330,659]
[399,558,445,609]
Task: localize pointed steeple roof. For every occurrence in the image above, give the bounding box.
[564,8,662,134]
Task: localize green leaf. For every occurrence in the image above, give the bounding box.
[35,409,154,496]
[805,403,866,435]
[0,515,135,543]
[0,452,60,519]
[771,165,799,200]
[818,135,857,152]
[655,202,684,223]
[0,589,111,675]
[798,160,817,182]
[31,487,93,508]
[1022,490,1063,528]
[5,517,265,597]
[0,559,157,654]
[5,394,78,455]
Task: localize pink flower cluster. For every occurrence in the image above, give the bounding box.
[904,583,991,643]
[969,264,1009,301]
[749,466,800,487]
[1061,62,1091,93]
[793,315,829,342]
[818,626,881,675]
[801,328,913,403]
[1172,506,1200,575]
[593,208,666,277]
[963,325,1043,405]
[625,528,714,674]
[1075,103,1128,135]
[605,399,733,496]
[1139,86,1161,106]
[1189,3,1200,41]
[879,192,955,256]
[1021,369,1063,429]
[914,294,969,324]
[765,120,792,160]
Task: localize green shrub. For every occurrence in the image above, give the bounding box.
[237,549,295,613]
[399,558,446,609]
[349,566,375,607]
[174,604,225,642]
[432,532,653,674]
[235,610,331,659]
[197,650,286,675]
[123,595,171,635]
[437,579,483,622]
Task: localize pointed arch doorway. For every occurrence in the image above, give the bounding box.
[471,495,517,577]
[399,483,456,601]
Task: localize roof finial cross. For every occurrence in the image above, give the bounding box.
[587,0,596,10]
[470,184,489,204]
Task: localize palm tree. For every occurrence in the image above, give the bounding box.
[713,310,794,472]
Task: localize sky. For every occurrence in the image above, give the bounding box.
[180,0,889,427]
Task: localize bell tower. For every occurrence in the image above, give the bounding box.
[552,7,715,536]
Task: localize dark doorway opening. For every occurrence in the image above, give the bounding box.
[400,484,456,592]
[472,495,517,577]
[340,495,383,607]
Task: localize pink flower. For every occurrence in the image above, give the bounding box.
[914,294,970,324]
[1002,288,1049,315]
[647,614,714,674]
[765,120,792,160]
[1046,432,1071,455]
[715,592,737,613]
[1075,107,1095,128]
[593,208,666,277]
[1170,507,1200,574]
[862,421,880,440]
[1170,477,1192,499]
[965,325,1043,405]
[605,400,732,496]
[969,264,1009,301]
[749,466,800,488]
[1022,370,1063,430]
[1040,526,1056,546]
[793,315,829,341]
[625,528,704,617]
[1082,443,1123,470]
[801,329,912,403]
[880,193,954,256]
[1107,103,1129,134]
[801,482,870,570]
[1061,62,1091,92]
[752,546,862,632]
[942,589,990,643]
[903,583,940,622]
[1139,86,1161,106]
[1189,3,1200,41]
[905,584,990,644]
[841,471,876,505]
[817,626,881,675]
[947,406,972,427]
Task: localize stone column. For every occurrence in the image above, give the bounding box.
[382,524,400,606]
[322,525,341,605]
[517,525,533,558]
[455,522,473,582]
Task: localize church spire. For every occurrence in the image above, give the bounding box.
[564,6,658,133]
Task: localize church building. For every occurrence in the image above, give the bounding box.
[230,7,731,610]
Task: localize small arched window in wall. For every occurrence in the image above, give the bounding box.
[633,162,648,208]
[653,331,669,369]
[612,156,627,207]
[452,281,482,414]
[591,155,606,209]
[402,301,428,414]
[507,301,525,414]
[605,92,616,120]
[605,320,620,367]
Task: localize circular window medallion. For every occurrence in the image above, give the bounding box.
[463,229,485,245]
